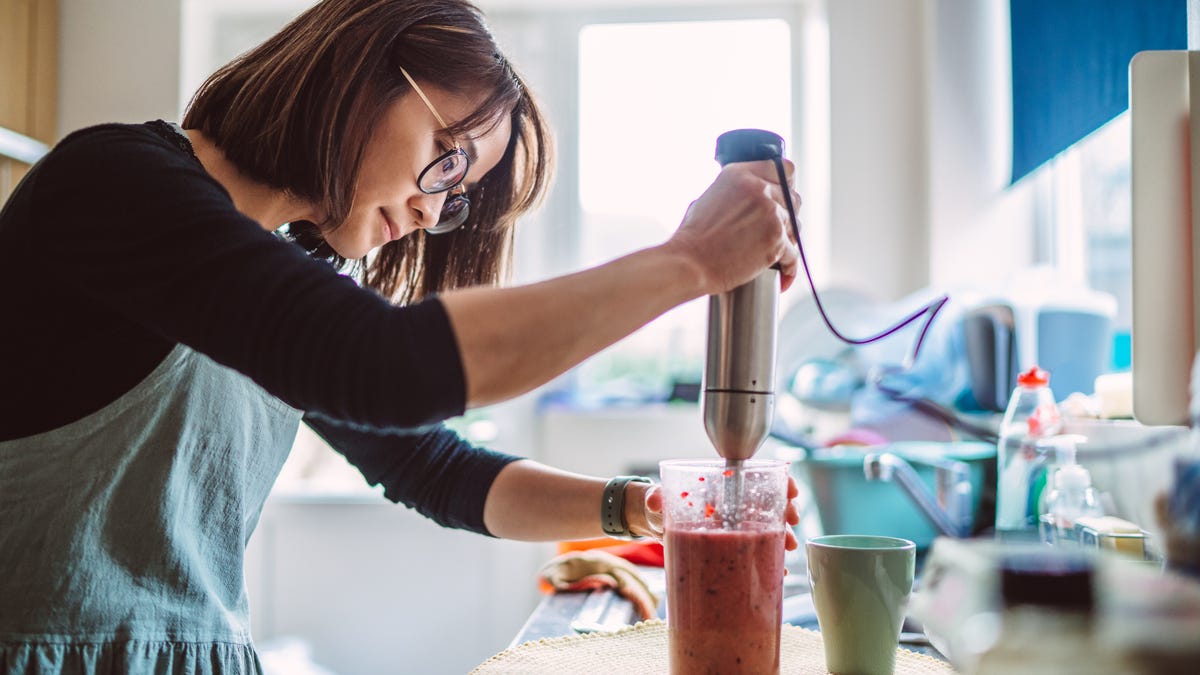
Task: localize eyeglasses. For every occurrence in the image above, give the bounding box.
[399,67,472,234]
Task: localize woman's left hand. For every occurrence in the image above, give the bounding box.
[628,475,803,551]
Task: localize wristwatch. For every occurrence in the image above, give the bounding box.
[601,475,653,539]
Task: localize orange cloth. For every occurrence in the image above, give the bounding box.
[556,539,664,566]
[556,538,619,554]
[538,549,660,621]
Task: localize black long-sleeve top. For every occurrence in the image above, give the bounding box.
[0,121,520,535]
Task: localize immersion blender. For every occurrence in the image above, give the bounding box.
[704,129,784,520]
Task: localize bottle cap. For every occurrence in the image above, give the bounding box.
[1018,366,1050,388]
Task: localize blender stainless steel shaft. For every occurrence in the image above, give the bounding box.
[703,268,779,461]
[704,129,783,464]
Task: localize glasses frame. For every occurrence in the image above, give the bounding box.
[399,66,472,234]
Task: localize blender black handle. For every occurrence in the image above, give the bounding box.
[715,129,787,271]
[715,128,785,166]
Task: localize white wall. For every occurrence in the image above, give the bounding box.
[926,0,1038,291]
[826,0,932,300]
[825,0,1037,302]
[57,0,183,137]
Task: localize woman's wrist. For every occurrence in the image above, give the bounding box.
[651,240,710,300]
[621,479,662,540]
[602,476,652,539]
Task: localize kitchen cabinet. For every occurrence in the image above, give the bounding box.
[244,426,555,675]
[245,496,551,674]
[0,0,55,203]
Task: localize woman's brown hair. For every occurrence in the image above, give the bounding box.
[183,0,552,304]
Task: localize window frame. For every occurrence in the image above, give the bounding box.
[487,1,827,287]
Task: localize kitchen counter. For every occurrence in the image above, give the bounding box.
[510,587,643,647]
[509,566,665,647]
[510,566,947,661]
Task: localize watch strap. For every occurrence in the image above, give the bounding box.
[601,475,653,539]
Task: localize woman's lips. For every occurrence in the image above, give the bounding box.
[381,209,401,243]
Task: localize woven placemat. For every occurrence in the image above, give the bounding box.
[472,619,956,674]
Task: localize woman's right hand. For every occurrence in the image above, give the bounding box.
[664,159,802,295]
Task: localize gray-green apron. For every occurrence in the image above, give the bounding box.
[0,343,302,673]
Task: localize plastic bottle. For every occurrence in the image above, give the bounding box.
[995,366,1062,535]
[1036,435,1103,546]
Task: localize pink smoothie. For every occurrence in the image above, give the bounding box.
[666,524,786,674]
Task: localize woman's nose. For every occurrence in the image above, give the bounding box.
[410,191,447,230]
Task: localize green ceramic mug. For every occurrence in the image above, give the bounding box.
[806,535,916,675]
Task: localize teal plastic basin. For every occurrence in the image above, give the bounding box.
[794,441,996,549]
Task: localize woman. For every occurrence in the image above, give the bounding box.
[0,0,801,671]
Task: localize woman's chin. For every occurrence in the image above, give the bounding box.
[325,239,372,261]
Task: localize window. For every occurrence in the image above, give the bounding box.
[1038,113,1132,368]
[1075,115,1132,330]
[570,18,794,404]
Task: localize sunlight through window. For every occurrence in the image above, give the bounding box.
[575,19,792,403]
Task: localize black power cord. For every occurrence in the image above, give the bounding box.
[767,151,978,440]
[769,154,950,370]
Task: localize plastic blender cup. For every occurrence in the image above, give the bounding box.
[661,459,789,674]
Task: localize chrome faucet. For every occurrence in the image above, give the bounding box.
[863,453,974,538]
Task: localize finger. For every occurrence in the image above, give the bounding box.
[746,157,796,186]
[785,479,801,525]
[642,486,664,538]
[737,158,787,186]
[763,169,800,222]
[785,529,798,551]
[777,240,800,290]
[785,190,803,240]
[765,182,801,244]
[762,192,800,281]
[740,158,797,205]
[645,485,663,513]
[783,216,800,248]
[645,516,664,539]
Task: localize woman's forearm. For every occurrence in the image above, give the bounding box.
[482,459,657,541]
[440,243,705,408]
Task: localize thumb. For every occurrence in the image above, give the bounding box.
[643,485,664,538]
[645,485,663,514]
